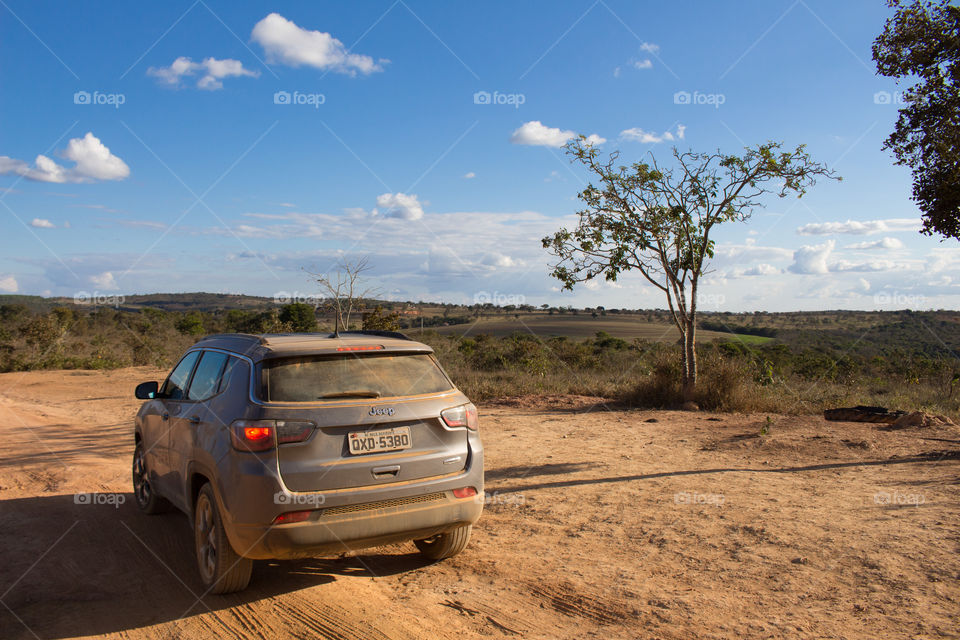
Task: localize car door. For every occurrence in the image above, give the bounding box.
[167,350,230,508]
[153,350,201,504]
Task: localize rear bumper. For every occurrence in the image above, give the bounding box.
[227,492,483,559]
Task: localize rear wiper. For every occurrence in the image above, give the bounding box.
[318,390,382,399]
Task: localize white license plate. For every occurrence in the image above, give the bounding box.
[348,427,412,455]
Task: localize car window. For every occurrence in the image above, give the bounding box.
[217,356,249,394]
[186,351,229,401]
[261,353,453,402]
[161,351,201,401]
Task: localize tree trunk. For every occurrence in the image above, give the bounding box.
[681,318,698,403]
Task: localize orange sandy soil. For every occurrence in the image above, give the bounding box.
[0,369,958,640]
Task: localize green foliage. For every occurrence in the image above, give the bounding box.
[279,303,317,332]
[175,312,206,336]
[362,305,401,331]
[874,0,960,239]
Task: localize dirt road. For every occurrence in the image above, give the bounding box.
[1,368,958,639]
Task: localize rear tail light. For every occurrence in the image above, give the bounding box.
[441,403,479,431]
[453,487,477,499]
[230,420,314,452]
[272,510,313,524]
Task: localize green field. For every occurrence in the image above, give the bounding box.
[433,314,769,344]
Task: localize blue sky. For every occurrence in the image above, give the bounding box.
[0,1,951,311]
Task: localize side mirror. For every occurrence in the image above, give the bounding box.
[135,381,159,400]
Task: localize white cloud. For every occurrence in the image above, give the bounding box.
[715,243,793,264]
[796,218,921,236]
[788,239,911,275]
[633,59,653,70]
[830,259,902,273]
[30,218,55,229]
[639,42,660,53]
[148,56,259,90]
[742,263,779,276]
[463,172,476,179]
[251,13,384,75]
[0,275,18,292]
[374,193,424,220]
[510,121,576,148]
[509,121,604,148]
[843,237,905,250]
[0,133,129,183]
[788,240,834,274]
[89,271,118,290]
[480,253,523,269]
[620,124,686,144]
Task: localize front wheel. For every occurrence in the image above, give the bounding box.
[194,483,252,594]
[414,525,472,560]
[132,441,169,514]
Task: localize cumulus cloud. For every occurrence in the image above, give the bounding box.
[0,275,18,292]
[788,239,910,274]
[31,218,55,229]
[251,13,384,75]
[0,133,129,183]
[463,172,476,179]
[788,240,834,274]
[510,121,574,147]
[742,263,779,276]
[633,59,653,70]
[373,193,424,220]
[89,271,118,290]
[796,218,921,236]
[843,237,905,250]
[509,121,604,148]
[148,56,259,90]
[480,253,524,269]
[639,42,660,54]
[830,259,901,273]
[620,124,686,144]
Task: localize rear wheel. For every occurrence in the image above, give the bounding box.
[414,525,472,560]
[194,483,252,594]
[132,441,169,514]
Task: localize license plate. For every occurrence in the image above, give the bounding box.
[348,427,412,455]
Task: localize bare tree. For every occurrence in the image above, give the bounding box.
[307,257,379,333]
[544,139,838,403]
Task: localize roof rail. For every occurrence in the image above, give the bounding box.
[196,333,260,342]
[332,330,412,341]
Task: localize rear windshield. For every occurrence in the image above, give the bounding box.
[260,353,454,402]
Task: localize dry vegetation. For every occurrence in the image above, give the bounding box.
[2,297,959,418]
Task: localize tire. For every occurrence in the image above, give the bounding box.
[414,525,472,560]
[194,483,253,594]
[132,441,169,514]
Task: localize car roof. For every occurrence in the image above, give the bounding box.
[191,331,433,361]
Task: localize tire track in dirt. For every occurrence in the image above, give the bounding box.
[527,581,639,625]
[273,593,393,640]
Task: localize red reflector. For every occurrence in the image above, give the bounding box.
[336,345,384,351]
[273,510,312,524]
[453,487,477,499]
[244,426,272,441]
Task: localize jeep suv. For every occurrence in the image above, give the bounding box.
[132,332,483,593]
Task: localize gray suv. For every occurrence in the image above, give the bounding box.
[132,331,483,593]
